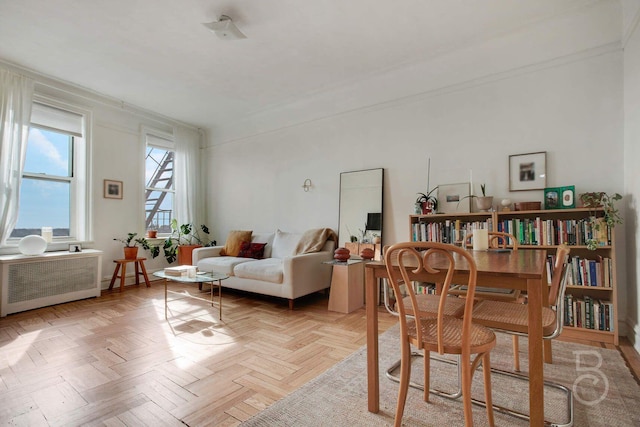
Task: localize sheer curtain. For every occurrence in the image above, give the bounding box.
[174,126,204,226]
[0,68,34,245]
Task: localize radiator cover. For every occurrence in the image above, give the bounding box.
[0,249,102,316]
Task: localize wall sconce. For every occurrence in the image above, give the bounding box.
[302,179,312,192]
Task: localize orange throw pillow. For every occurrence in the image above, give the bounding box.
[220,230,253,256]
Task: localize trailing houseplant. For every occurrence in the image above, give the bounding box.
[162,219,216,264]
[114,233,160,260]
[580,192,622,250]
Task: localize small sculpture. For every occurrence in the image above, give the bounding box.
[334,247,351,262]
[360,248,375,260]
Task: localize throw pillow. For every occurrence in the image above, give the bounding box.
[238,241,267,259]
[220,230,253,256]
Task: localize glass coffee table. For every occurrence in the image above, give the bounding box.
[153,270,229,320]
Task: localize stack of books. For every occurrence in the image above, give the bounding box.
[164,265,196,277]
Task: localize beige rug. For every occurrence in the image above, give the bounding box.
[241,325,640,426]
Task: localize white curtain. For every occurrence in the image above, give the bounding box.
[0,68,34,245]
[174,126,204,226]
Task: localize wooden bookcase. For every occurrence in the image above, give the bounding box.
[409,207,619,345]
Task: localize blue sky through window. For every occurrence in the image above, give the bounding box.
[14,129,71,229]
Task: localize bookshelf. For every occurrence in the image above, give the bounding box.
[409,207,618,345]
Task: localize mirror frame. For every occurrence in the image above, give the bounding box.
[338,168,384,247]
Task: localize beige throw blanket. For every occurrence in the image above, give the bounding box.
[294,228,338,254]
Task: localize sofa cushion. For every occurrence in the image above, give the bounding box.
[238,242,267,259]
[220,230,252,256]
[251,232,275,258]
[271,230,302,259]
[196,256,253,276]
[233,258,284,283]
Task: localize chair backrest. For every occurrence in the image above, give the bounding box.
[548,245,571,339]
[548,244,571,306]
[465,231,518,250]
[384,241,478,355]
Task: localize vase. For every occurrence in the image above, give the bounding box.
[475,196,493,212]
[334,247,351,262]
[123,246,138,260]
[177,244,202,265]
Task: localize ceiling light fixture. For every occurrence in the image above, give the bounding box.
[202,15,246,40]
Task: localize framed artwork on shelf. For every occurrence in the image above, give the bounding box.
[69,244,82,253]
[104,179,123,199]
[509,151,546,191]
[544,185,575,210]
[437,182,470,213]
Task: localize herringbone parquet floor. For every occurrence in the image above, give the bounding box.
[1,281,638,426]
[0,281,397,426]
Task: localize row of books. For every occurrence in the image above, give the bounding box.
[496,217,611,247]
[411,219,493,244]
[545,255,614,287]
[564,295,614,331]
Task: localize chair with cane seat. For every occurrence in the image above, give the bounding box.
[385,242,496,427]
[472,244,571,372]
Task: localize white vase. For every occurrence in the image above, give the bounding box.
[475,196,493,212]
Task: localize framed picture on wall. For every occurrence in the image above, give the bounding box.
[509,152,546,191]
[437,183,471,213]
[104,179,123,199]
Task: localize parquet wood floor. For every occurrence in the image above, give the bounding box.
[0,281,637,426]
[0,281,397,426]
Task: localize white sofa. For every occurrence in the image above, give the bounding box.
[192,230,335,309]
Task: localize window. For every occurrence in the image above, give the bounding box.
[10,101,88,241]
[145,132,174,234]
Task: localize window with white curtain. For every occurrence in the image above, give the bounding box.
[145,131,175,234]
[9,101,89,241]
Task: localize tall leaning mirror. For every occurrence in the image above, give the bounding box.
[338,168,384,259]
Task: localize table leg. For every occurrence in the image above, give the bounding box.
[218,280,222,320]
[119,263,127,292]
[365,266,379,413]
[527,277,544,427]
[165,278,170,319]
[134,261,141,286]
[139,261,151,288]
[109,263,121,290]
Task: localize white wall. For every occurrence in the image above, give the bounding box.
[205,34,626,333]
[623,1,640,349]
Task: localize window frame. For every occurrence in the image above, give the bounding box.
[6,96,91,248]
[143,127,175,237]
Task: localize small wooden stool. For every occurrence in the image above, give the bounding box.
[109,257,151,292]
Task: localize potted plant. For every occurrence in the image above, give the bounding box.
[114,233,160,260]
[458,184,493,212]
[163,219,216,264]
[416,187,438,214]
[580,192,622,250]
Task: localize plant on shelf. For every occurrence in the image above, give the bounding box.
[458,183,493,212]
[114,233,159,260]
[416,186,438,214]
[162,219,216,264]
[580,192,623,250]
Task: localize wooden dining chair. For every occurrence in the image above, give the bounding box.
[472,244,571,372]
[384,242,496,427]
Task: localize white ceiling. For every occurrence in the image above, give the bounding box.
[0,0,601,134]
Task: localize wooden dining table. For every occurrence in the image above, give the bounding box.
[365,248,549,427]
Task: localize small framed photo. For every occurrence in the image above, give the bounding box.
[509,152,546,191]
[69,244,82,253]
[437,183,471,213]
[104,179,123,199]
[544,185,575,210]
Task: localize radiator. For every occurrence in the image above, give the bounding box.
[0,249,102,316]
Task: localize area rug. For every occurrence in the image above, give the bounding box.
[241,325,640,426]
